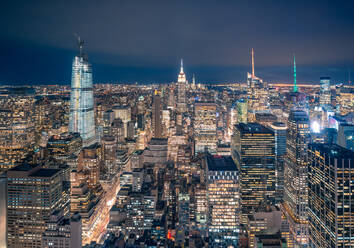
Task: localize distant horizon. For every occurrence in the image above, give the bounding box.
[1,1,354,86]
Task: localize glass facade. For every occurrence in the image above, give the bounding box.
[206,155,240,247]
[320,77,331,106]
[308,144,354,248]
[283,110,310,247]
[69,55,96,146]
[231,123,276,220]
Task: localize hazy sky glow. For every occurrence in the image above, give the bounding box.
[1,0,354,84]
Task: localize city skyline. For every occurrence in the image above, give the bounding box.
[1,1,354,247]
[1,0,354,84]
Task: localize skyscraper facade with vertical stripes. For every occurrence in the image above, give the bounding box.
[69,41,96,147]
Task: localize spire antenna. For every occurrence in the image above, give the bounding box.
[293,53,298,92]
[251,48,255,77]
[74,33,84,57]
[180,59,184,73]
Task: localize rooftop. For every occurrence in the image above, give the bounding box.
[207,155,238,171]
[309,143,354,159]
[9,163,37,172]
[30,168,60,177]
[237,122,274,135]
[149,138,168,145]
[289,110,309,122]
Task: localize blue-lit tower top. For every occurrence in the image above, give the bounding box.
[69,36,96,147]
[293,54,297,92]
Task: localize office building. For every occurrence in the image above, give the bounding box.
[206,155,240,247]
[231,123,276,218]
[337,124,354,151]
[194,102,217,154]
[269,122,287,204]
[237,99,248,124]
[69,39,96,146]
[7,164,70,247]
[46,132,82,164]
[319,77,331,106]
[282,110,310,247]
[308,144,354,248]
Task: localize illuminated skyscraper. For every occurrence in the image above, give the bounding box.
[269,122,287,204]
[69,38,96,147]
[237,99,248,124]
[319,77,331,106]
[282,110,310,247]
[206,155,240,247]
[177,59,187,113]
[6,164,70,247]
[308,144,354,248]
[247,49,268,113]
[231,123,276,220]
[194,102,217,154]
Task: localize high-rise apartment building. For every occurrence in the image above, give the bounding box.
[231,123,276,219]
[282,110,310,247]
[69,39,96,147]
[319,77,331,106]
[308,144,354,248]
[0,87,35,171]
[194,102,217,154]
[7,164,70,247]
[177,60,187,113]
[206,155,240,247]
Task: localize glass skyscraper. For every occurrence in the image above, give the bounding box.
[308,144,353,248]
[231,123,276,221]
[282,110,310,247]
[319,77,331,106]
[69,42,96,147]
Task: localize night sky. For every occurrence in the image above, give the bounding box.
[1,0,354,85]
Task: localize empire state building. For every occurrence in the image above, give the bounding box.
[177,59,187,113]
[69,38,96,147]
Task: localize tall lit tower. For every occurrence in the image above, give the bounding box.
[69,37,96,147]
[319,77,331,106]
[293,54,297,93]
[177,59,187,113]
[282,110,310,247]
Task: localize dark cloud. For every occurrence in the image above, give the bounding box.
[0,0,354,84]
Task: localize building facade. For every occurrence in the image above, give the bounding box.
[206,155,240,247]
[308,144,354,248]
[69,42,96,147]
[231,123,276,221]
[7,164,69,247]
[282,110,310,247]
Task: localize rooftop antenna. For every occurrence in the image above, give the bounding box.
[293,53,297,92]
[180,59,184,73]
[74,33,84,57]
[251,48,255,77]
